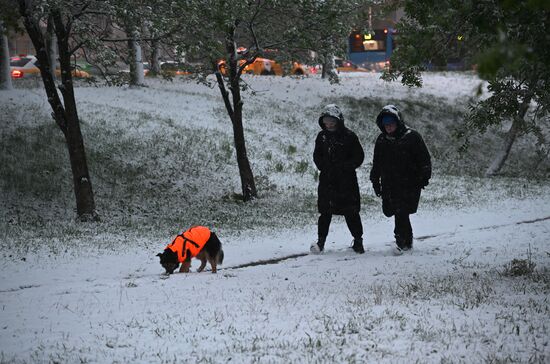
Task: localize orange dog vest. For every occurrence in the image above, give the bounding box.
[165,226,212,263]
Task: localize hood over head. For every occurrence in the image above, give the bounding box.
[319,104,345,130]
[376,104,405,134]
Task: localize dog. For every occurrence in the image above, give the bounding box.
[157,226,224,274]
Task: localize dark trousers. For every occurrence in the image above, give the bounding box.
[394,213,413,247]
[318,212,363,242]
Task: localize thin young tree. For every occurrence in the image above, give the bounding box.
[0,20,12,90]
[17,0,99,220]
[0,0,21,90]
[171,0,276,201]
[173,0,369,201]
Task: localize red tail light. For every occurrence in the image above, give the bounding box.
[11,69,23,78]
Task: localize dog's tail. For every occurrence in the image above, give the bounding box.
[207,232,224,265]
[217,248,224,265]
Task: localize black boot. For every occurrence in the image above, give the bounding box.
[403,237,413,251]
[395,234,412,251]
[351,238,365,254]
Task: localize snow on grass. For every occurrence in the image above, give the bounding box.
[0,205,548,363]
[0,73,549,363]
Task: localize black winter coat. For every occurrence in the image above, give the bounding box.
[314,118,364,215]
[370,112,431,217]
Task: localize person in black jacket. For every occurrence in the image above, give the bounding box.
[311,104,365,254]
[370,105,431,254]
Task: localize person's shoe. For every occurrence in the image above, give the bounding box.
[351,238,365,254]
[394,234,412,254]
[393,244,412,255]
[392,245,404,256]
[310,240,325,254]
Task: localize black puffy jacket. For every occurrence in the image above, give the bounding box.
[314,112,364,215]
[369,106,431,217]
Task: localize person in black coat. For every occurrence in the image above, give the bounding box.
[369,105,431,254]
[311,104,365,254]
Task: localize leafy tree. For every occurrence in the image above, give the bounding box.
[80,0,185,85]
[17,0,100,220]
[172,0,369,201]
[384,0,550,175]
[171,0,270,201]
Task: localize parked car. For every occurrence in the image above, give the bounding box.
[159,61,191,76]
[334,58,369,73]
[10,55,91,79]
[120,62,150,76]
[218,57,309,76]
[9,55,40,78]
[73,60,102,76]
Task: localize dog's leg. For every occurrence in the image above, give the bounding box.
[197,251,207,272]
[179,260,191,273]
[207,255,217,273]
[179,252,192,273]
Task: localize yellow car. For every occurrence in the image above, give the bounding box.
[218,57,308,76]
[243,58,308,76]
[159,61,191,76]
[10,55,91,79]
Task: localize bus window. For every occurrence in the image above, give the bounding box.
[349,30,387,53]
[363,40,385,51]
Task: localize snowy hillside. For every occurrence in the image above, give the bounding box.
[0,73,549,363]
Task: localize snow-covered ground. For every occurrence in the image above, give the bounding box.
[1,198,548,363]
[1,73,549,363]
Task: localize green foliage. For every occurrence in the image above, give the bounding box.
[0,0,22,33]
[384,0,550,171]
[171,0,374,72]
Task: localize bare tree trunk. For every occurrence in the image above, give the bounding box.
[214,31,257,202]
[53,11,97,220]
[321,53,338,83]
[150,38,161,75]
[45,15,57,81]
[229,73,257,201]
[485,97,531,176]
[18,2,98,221]
[127,29,144,86]
[0,21,13,90]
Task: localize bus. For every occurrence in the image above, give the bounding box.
[347,28,395,69]
[348,27,468,71]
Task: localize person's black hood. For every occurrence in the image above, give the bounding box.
[376,104,406,135]
[318,104,345,130]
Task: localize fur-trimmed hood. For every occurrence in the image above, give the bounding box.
[318,104,346,130]
[376,104,405,135]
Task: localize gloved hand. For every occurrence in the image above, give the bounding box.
[372,183,382,197]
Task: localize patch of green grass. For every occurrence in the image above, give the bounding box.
[294,160,308,174]
[0,111,69,197]
[1,84,549,256]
